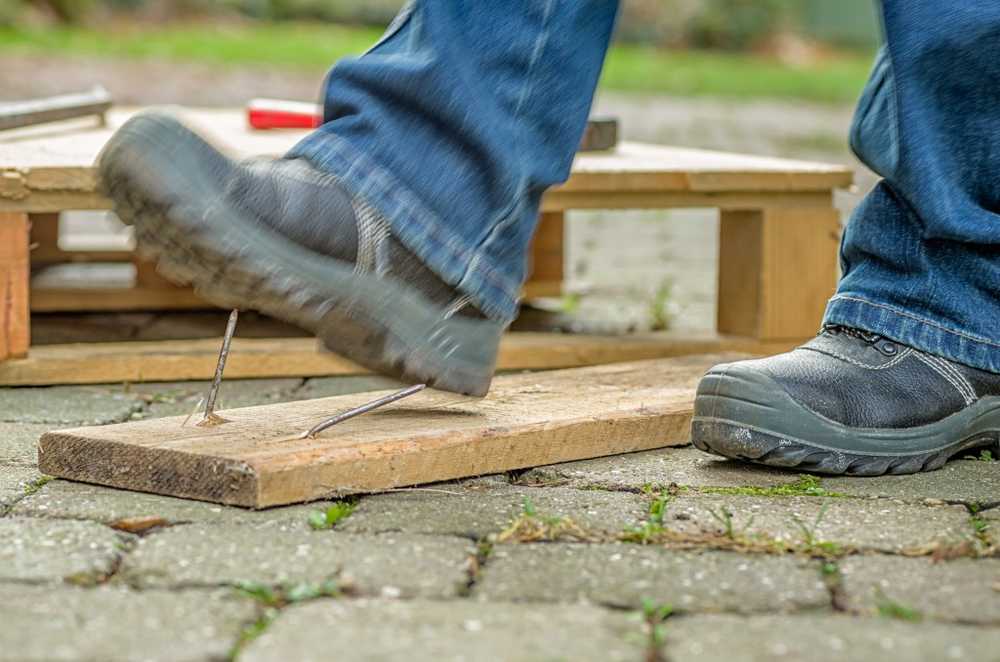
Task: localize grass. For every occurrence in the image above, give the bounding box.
[0,22,874,103]
[874,589,923,622]
[307,500,356,530]
[702,474,845,498]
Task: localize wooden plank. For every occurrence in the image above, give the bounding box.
[30,286,212,312]
[1,109,851,214]
[0,333,797,386]
[0,212,30,359]
[718,207,841,340]
[526,211,564,295]
[39,354,737,507]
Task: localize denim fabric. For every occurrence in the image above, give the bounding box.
[825,1,1000,373]
[288,0,618,322]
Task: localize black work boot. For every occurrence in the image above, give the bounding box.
[693,325,1000,475]
[98,111,504,396]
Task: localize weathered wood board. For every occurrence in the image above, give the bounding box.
[39,354,735,508]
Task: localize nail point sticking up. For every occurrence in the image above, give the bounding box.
[298,383,427,440]
[196,309,239,428]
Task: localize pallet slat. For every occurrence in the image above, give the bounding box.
[39,355,733,507]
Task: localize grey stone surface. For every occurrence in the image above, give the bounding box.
[0,386,142,425]
[121,522,474,597]
[242,599,643,662]
[13,478,344,527]
[342,485,649,538]
[135,378,303,418]
[522,446,812,491]
[664,495,972,553]
[838,556,1000,625]
[0,465,44,510]
[824,459,1000,508]
[298,375,409,399]
[475,545,828,613]
[664,613,1000,662]
[0,584,255,662]
[0,517,131,583]
[0,422,47,466]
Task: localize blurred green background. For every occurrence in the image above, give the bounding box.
[0,0,880,103]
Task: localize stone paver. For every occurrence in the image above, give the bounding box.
[824,459,1000,508]
[522,446,810,491]
[121,522,474,597]
[0,584,255,662]
[475,545,828,613]
[342,485,649,538]
[298,375,410,398]
[242,599,643,662]
[0,464,44,511]
[838,556,1000,625]
[0,386,142,425]
[664,495,972,553]
[12,479,344,527]
[664,613,1000,662]
[0,422,48,466]
[0,517,131,583]
[136,378,303,418]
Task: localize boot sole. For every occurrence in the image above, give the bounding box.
[693,365,1000,475]
[97,111,503,396]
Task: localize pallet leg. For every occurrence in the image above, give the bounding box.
[0,212,31,360]
[717,206,841,341]
[524,211,565,298]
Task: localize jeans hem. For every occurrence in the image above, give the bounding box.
[288,128,522,322]
[824,294,1000,374]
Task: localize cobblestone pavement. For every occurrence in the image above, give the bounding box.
[1,376,998,661]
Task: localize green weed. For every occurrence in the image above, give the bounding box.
[703,474,845,498]
[307,501,356,530]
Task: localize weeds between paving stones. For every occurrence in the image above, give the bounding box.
[307,500,356,530]
[963,449,996,462]
[874,587,924,622]
[635,600,673,662]
[229,578,354,660]
[701,474,845,498]
[496,496,598,543]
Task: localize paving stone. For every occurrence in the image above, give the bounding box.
[522,446,812,491]
[824,459,1000,508]
[0,464,44,511]
[242,598,643,662]
[298,375,409,398]
[664,613,1000,662]
[475,545,828,612]
[664,494,972,553]
[13,478,344,528]
[133,378,303,418]
[0,422,48,466]
[0,386,142,425]
[0,584,255,662]
[838,555,1000,625]
[121,522,474,597]
[342,485,649,538]
[0,517,131,583]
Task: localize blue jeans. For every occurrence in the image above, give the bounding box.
[289,0,618,322]
[825,1,1000,373]
[292,0,1000,375]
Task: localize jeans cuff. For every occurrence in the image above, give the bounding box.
[287,128,522,322]
[824,294,1000,374]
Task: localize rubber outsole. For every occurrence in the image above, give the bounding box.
[693,364,1000,476]
[97,111,504,396]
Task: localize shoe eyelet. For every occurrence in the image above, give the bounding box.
[879,341,898,356]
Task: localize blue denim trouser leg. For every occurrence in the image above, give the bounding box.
[288,1,618,322]
[825,0,1000,373]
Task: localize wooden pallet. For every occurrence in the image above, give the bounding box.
[40,354,732,507]
[1,109,852,380]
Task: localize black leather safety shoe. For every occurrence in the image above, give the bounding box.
[693,325,1000,475]
[98,111,504,396]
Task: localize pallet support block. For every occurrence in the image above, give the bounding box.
[717,206,840,341]
[39,354,734,508]
[0,212,30,359]
[525,211,565,298]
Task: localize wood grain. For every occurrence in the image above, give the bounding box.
[0,333,796,386]
[0,212,30,359]
[39,354,737,507]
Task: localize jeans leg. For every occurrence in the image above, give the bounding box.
[825,0,1000,372]
[288,1,619,322]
